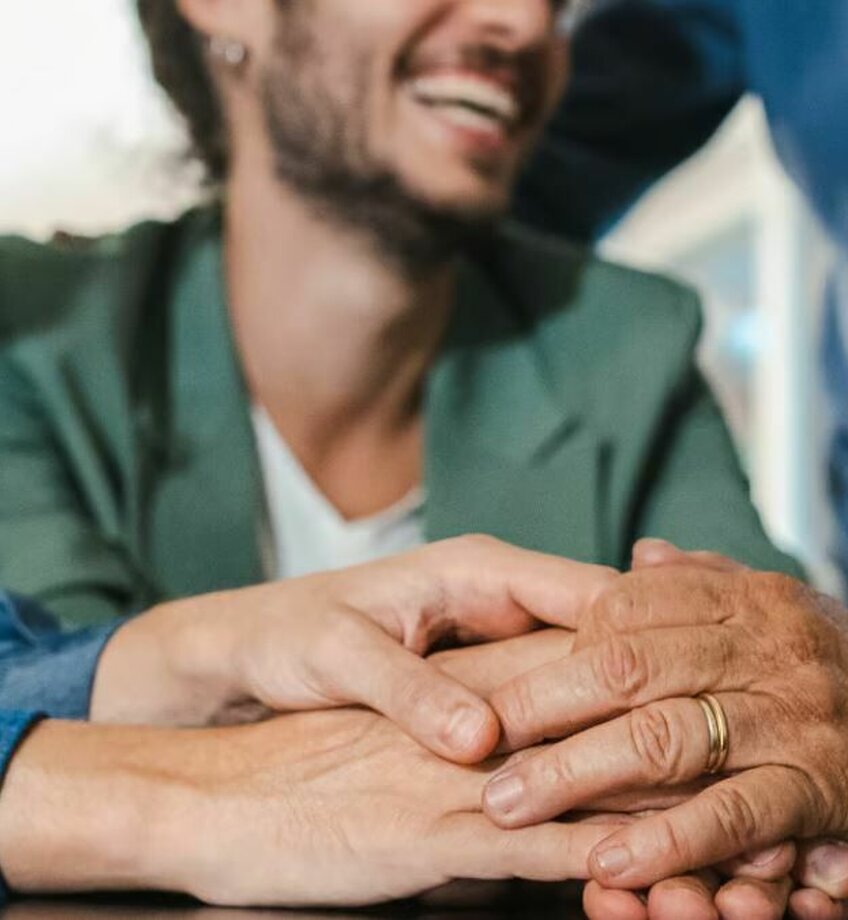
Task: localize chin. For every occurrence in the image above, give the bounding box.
[405,173,514,221]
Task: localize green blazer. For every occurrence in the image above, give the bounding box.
[0,208,800,630]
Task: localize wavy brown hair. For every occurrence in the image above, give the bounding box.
[136,0,228,181]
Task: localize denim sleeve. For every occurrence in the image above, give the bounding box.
[0,592,126,719]
[516,0,745,241]
[0,709,44,904]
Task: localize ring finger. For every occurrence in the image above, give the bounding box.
[484,692,753,827]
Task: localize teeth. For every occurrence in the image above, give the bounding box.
[430,104,506,134]
[408,74,520,125]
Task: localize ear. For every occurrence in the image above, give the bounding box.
[175,0,270,48]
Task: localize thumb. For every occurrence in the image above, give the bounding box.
[335,614,501,764]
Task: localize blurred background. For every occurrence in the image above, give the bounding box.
[1,0,838,591]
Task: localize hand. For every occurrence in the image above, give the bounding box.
[582,543,848,920]
[483,538,848,891]
[432,581,848,919]
[0,711,619,906]
[583,845,798,920]
[91,535,615,763]
[432,621,842,918]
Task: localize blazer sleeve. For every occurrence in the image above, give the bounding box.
[0,354,148,630]
[631,370,805,578]
[515,0,746,241]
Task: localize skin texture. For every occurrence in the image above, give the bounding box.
[0,711,618,907]
[91,535,615,762]
[483,539,848,919]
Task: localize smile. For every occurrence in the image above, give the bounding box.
[407,71,522,136]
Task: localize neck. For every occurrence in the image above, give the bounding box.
[224,161,457,450]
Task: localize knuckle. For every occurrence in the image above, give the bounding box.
[594,635,650,703]
[591,582,636,633]
[537,748,578,790]
[627,704,684,782]
[709,784,761,852]
[396,671,439,719]
[651,814,695,869]
[494,675,545,738]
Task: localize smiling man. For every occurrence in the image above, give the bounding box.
[0,0,801,910]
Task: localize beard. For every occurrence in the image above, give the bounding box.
[260,4,500,276]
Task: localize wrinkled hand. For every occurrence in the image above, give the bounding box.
[581,542,848,920]
[432,628,807,919]
[580,543,848,920]
[91,535,615,762]
[483,537,848,904]
[0,710,619,906]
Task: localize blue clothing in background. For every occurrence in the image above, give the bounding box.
[522,0,848,248]
[520,0,848,573]
[0,592,122,719]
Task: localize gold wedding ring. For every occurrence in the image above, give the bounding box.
[697,693,729,774]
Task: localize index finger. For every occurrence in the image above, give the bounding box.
[348,536,618,646]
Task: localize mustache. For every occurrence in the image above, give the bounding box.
[401,44,550,124]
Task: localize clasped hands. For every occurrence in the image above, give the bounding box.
[90,536,848,916]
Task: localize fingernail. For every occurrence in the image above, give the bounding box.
[748,844,784,867]
[484,772,525,815]
[446,706,488,751]
[594,845,632,878]
[808,841,848,882]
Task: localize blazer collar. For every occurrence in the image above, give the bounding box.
[429,241,586,462]
[166,212,600,580]
[157,208,266,591]
[425,237,602,562]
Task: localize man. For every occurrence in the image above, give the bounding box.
[486,5,848,918]
[0,0,813,915]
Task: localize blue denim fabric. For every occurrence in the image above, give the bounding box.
[0,709,44,904]
[0,592,125,719]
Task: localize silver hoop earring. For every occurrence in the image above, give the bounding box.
[208,36,249,69]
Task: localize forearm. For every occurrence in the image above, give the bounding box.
[0,720,197,896]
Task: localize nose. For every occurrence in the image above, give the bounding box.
[456,0,557,52]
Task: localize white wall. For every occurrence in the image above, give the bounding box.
[0,0,195,238]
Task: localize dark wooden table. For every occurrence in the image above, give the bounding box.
[0,883,589,919]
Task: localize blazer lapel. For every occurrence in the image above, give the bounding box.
[143,210,265,597]
[425,253,604,564]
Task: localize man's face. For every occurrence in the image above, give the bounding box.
[253,0,569,266]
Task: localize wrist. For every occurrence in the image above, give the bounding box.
[0,720,194,895]
[91,595,245,726]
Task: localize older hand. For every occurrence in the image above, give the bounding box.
[434,627,805,919]
[91,535,614,763]
[483,538,848,899]
[582,543,848,920]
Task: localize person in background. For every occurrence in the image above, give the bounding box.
[519,0,848,579]
[490,2,848,917]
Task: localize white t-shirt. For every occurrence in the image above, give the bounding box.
[252,406,425,580]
